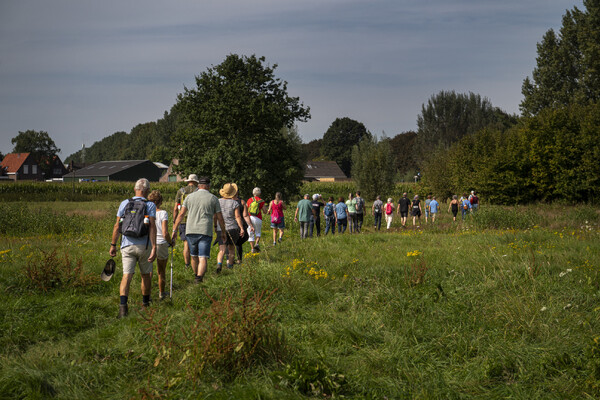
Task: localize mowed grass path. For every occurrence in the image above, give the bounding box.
[0,201,599,398]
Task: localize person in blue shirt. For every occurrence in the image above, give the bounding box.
[460,192,472,219]
[429,196,439,223]
[334,196,348,233]
[110,178,157,318]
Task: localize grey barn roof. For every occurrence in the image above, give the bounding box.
[62,160,162,181]
[304,161,347,180]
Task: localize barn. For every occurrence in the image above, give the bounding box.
[62,160,162,182]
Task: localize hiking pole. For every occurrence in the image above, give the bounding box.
[169,245,173,300]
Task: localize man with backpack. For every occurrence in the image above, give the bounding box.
[323,196,336,235]
[353,191,366,232]
[109,178,157,318]
[469,190,479,212]
[247,187,267,253]
[173,174,199,269]
[372,195,383,231]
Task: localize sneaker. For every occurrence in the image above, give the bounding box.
[117,304,128,318]
[216,265,222,274]
[278,238,282,243]
[185,264,190,269]
[273,241,277,246]
[194,275,204,284]
[226,264,233,270]
[254,245,261,253]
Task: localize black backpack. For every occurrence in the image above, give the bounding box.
[119,198,149,238]
[355,198,364,213]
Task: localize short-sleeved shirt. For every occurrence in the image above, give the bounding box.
[247,197,266,220]
[398,197,411,212]
[346,199,356,214]
[429,200,439,213]
[312,201,324,217]
[155,209,168,244]
[296,199,313,222]
[175,185,198,223]
[353,197,365,214]
[117,196,156,249]
[335,202,348,219]
[217,198,241,231]
[182,189,221,236]
[373,199,383,213]
[462,199,472,210]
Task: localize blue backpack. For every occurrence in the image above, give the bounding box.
[324,203,334,217]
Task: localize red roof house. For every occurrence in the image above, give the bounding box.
[0,153,44,181]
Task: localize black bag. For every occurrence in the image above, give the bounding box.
[119,198,149,238]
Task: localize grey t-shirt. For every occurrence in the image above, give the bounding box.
[182,189,221,236]
[217,198,240,231]
[373,199,383,213]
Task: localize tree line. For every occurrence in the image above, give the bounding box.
[7,1,599,204]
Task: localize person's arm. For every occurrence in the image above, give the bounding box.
[261,202,268,214]
[235,207,245,237]
[171,206,187,242]
[162,219,173,246]
[334,206,338,222]
[109,217,120,257]
[294,205,299,221]
[267,201,273,215]
[216,211,226,233]
[172,191,181,225]
[242,203,254,230]
[147,216,157,262]
[282,202,287,210]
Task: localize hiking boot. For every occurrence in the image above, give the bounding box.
[254,245,260,253]
[226,264,233,270]
[194,275,203,284]
[118,304,128,318]
[278,238,282,243]
[216,265,222,274]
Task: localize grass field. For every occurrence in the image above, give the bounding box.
[0,197,599,399]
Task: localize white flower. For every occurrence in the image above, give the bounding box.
[567,269,572,273]
[559,272,567,277]
[541,306,547,312]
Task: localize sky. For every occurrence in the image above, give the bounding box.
[0,0,582,159]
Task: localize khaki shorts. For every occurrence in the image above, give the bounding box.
[121,245,153,275]
[156,243,170,261]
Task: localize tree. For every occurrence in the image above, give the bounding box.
[521,1,600,116]
[351,136,395,199]
[11,130,61,177]
[172,54,310,199]
[416,91,516,161]
[386,131,418,176]
[301,138,323,162]
[321,117,371,177]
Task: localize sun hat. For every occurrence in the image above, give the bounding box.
[185,174,199,183]
[219,183,238,199]
[101,258,116,282]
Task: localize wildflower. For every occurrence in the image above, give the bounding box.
[541,306,547,312]
[406,250,422,257]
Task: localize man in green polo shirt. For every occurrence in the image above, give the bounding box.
[294,193,313,239]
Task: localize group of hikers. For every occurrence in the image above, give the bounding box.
[108,175,480,318]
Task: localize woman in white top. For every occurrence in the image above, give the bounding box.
[148,190,173,300]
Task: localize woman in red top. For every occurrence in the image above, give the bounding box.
[267,192,287,245]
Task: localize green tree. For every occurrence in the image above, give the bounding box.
[301,138,323,162]
[172,54,310,199]
[351,136,395,199]
[321,117,371,177]
[521,1,600,116]
[416,91,516,160]
[11,130,61,176]
[386,131,418,177]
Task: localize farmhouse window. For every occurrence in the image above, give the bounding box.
[23,165,29,174]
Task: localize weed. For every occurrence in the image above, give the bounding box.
[23,249,98,291]
[404,254,428,287]
[273,359,348,397]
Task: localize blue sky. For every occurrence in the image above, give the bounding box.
[0,0,581,158]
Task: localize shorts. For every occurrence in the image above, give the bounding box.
[178,223,187,241]
[156,242,169,261]
[412,209,421,217]
[186,234,212,258]
[270,216,285,229]
[218,229,240,246]
[248,215,262,241]
[425,210,430,217]
[121,245,153,275]
[400,211,408,218]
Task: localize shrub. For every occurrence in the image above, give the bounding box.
[143,283,281,390]
[24,249,99,291]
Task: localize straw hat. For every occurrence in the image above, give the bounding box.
[185,174,199,183]
[219,183,238,199]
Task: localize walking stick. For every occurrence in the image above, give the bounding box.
[169,245,174,300]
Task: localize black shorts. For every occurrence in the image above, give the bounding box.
[400,211,408,218]
[412,209,421,217]
[218,229,240,246]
